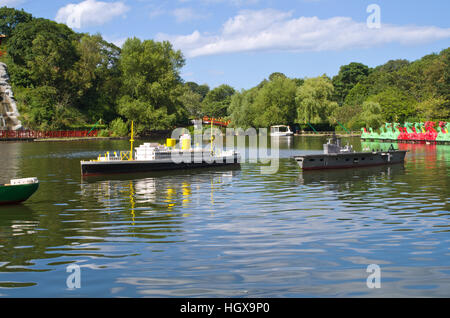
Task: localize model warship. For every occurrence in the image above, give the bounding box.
[293,134,407,170]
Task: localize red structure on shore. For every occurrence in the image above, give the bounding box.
[0,34,6,57]
[201,116,230,127]
[0,129,98,140]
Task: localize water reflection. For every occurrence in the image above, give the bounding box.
[298,164,405,191]
[80,167,239,215]
[1,142,21,181]
[0,137,449,297]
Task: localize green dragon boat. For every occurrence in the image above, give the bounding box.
[0,177,39,205]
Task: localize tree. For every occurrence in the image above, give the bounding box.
[296,75,338,124]
[252,76,297,127]
[8,18,79,67]
[331,104,363,130]
[375,59,409,73]
[185,82,209,99]
[179,86,203,118]
[332,62,370,105]
[367,87,416,122]
[416,97,449,121]
[201,84,235,118]
[344,82,370,107]
[0,7,32,37]
[360,101,384,129]
[268,72,286,81]
[118,37,186,132]
[71,34,122,121]
[228,87,259,129]
[15,85,85,130]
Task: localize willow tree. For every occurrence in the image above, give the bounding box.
[295,75,338,124]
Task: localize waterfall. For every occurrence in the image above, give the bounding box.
[0,62,22,130]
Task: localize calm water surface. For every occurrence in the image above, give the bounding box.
[0,136,449,297]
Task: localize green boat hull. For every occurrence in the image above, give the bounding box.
[0,182,39,205]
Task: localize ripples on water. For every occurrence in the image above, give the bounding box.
[0,138,449,297]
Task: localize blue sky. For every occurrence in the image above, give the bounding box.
[2,0,450,90]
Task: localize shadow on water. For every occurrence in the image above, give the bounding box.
[81,164,241,183]
[0,203,36,228]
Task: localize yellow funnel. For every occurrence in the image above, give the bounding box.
[166,138,176,148]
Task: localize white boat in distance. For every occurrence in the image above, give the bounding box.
[270,125,294,137]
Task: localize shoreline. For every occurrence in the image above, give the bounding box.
[0,136,129,143]
[0,133,363,143]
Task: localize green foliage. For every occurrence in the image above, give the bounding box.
[185,82,209,99]
[415,97,450,121]
[98,129,111,137]
[15,85,86,130]
[228,75,297,128]
[2,8,448,133]
[296,75,338,124]
[118,37,186,132]
[71,34,122,122]
[7,17,123,129]
[201,84,235,118]
[331,104,363,130]
[268,72,287,81]
[118,96,176,134]
[332,62,370,105]
[367,87,416,122]
[228,87,259,128]
[0,6,32,37]
[8,18,79,70]
[109,118,129,137]
[179,86,203,118]
[253,76,297,127]
[361,101,384,129]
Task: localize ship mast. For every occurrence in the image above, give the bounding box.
[129,121,134,160]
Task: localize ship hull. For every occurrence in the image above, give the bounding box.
[294,150,407,170]
[81,154,240,176]
[0,182,39,205]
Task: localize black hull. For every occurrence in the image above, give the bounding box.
[81,157,240,176]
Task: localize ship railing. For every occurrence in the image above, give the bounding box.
[120,151,132,161]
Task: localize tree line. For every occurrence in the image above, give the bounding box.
[1,7,449,136]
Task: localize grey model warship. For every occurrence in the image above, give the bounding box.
[293,135,407,170]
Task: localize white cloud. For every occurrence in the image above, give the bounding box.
[157,9,450,58]
[103,36,127,48]
[0,0,25,6]
[55,0,129,29]
[172,7,207,23]
[201,0,260,6]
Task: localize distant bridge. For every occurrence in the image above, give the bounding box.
[201,116,230,127]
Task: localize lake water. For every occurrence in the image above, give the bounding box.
[0,136,449,297]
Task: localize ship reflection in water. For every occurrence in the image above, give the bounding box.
[298,163,405,191]
[80,167,238,222]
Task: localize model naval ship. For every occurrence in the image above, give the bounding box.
[80,123,240,176]
[293,134,407,170]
